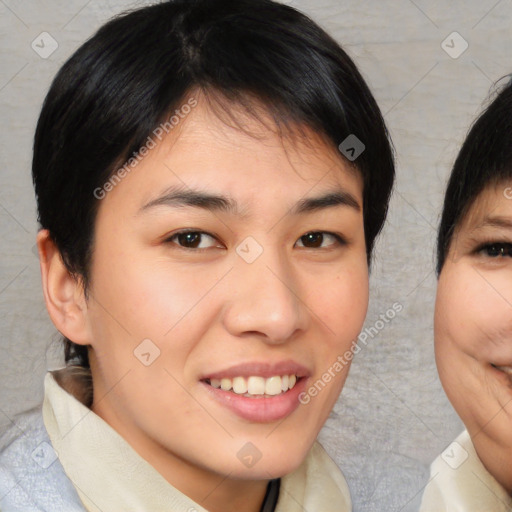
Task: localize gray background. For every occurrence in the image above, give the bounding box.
[1,0,510,510]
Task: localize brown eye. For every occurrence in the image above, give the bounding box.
[296,232,344,249]
[166,231,219,249]
[479,243,512,258]
[177,232,201,248]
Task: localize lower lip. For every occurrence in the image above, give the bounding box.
[201,378,308,423]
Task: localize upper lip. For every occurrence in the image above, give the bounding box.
[201,360,311,380]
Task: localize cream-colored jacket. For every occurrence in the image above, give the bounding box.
[420,430,512,512]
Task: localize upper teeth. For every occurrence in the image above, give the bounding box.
[496,366,512,375]
[209,375,297,396]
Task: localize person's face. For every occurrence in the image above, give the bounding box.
[82,95,368,488]
[435,183,512,491]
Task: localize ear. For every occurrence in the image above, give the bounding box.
[36,229,90,346]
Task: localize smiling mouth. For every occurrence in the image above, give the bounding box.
[203,374,299,398]
[492,364,512,381]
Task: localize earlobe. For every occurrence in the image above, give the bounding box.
[36,229,90,346]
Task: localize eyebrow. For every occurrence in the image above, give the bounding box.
[474,216,512,230]
[138,185,361,217]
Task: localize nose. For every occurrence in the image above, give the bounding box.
[222,248,310,344]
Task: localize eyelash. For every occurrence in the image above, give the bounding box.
[474,241,512,258]
[164,229,347,251]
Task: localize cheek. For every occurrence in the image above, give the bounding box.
[312,262,369,352]
[337,263,369,328]
[115,264,214,332]
[435,267,512,362]
[87,243,226,367]
[98,225,215,307]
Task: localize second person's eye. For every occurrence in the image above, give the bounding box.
[477,242,512,258]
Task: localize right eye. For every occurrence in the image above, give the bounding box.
[476,242,512,258]
[164,230,221,250]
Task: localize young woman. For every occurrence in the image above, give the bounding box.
[421,78,512,510]
[0,1,394,510]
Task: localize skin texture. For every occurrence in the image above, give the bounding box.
[37,93,369,512]
[435,183,512,493]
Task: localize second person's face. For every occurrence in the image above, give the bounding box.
[435,182,512,491]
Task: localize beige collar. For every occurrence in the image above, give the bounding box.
[420,430,512,511]
[42,371,351,512]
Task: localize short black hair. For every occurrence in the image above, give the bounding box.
[436,77,512,275]
[32,0,395,368]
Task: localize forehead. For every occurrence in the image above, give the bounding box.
[100,95,364,212]
[458,181,512,232]
[168,95,358,174]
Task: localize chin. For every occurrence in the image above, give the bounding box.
[229,451,308,480]
[211,434,315,480]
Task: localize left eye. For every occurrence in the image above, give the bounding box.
[295,232,343,249]
[167,231,220,249]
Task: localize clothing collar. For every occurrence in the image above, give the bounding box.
[42,371,351,512]
[420,430,512,511]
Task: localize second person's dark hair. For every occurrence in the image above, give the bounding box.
[437,77,512,274]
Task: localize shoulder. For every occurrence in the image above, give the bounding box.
[0,407,85,512]
[420,430,512,512]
